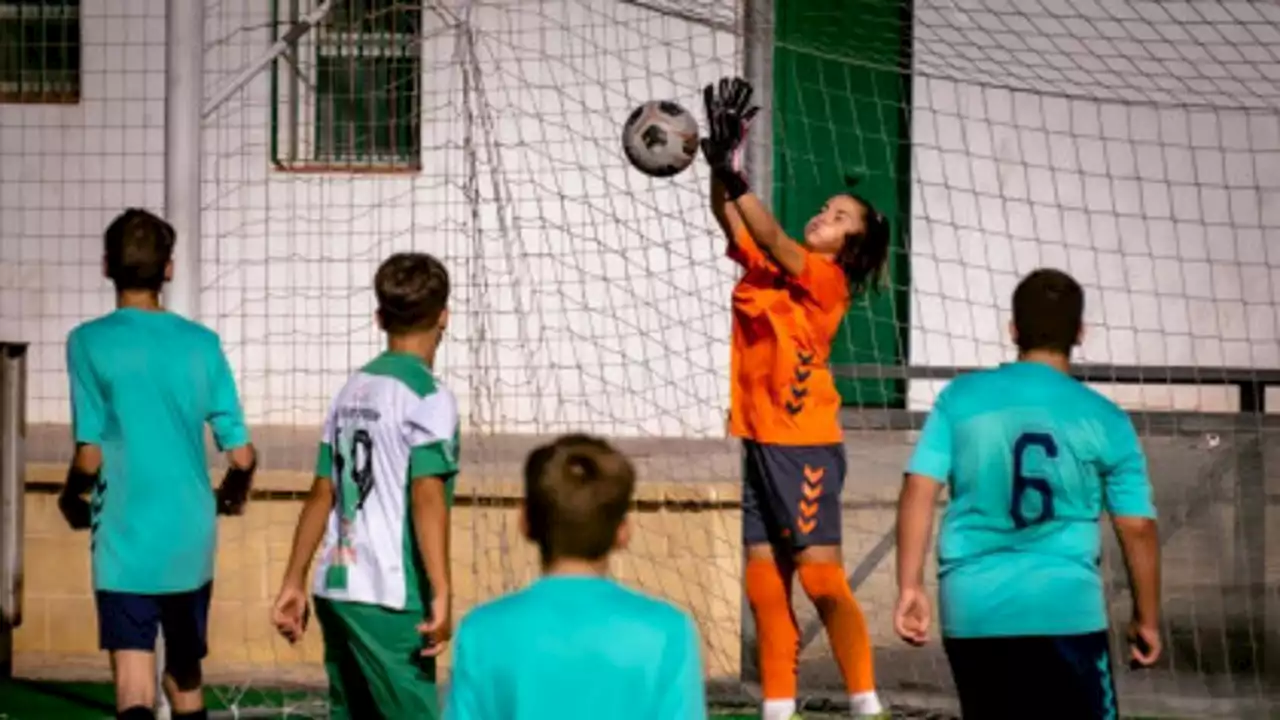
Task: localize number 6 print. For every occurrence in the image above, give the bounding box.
[1011,432,1057,529]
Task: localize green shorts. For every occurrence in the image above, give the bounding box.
[313,597,438,720]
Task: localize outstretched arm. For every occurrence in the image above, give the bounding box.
[702,77,807,275]
[730,192,807,276]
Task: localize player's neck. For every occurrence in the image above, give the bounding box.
[1017,349,1070,373]
[542,557,610,578]
[386,332,440,367]
[116,290,163,311]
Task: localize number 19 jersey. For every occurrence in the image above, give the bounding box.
[906,361,1156,639]
[312,351,460,613]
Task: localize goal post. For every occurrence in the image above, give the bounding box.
[0,342,27,682]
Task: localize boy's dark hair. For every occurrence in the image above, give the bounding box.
[374,253,450,334]
[835,193,891,298]
[1012,268,1084,355]
[104,208,176,292]
[523,434,636,564]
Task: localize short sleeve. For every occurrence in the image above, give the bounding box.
[314,388,340,480]
[727,227,772,272]
[655,612,707,719]
[66,329,105,445]
[404,387,460,480]
[206,340,250,451]
[906,391,952,483]
[796,252,849,311]
[1102,413,1156,519]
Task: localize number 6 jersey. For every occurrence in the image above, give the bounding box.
[312,351,460,612]
[905,361,1156,639]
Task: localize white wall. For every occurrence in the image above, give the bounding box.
[3,0,739,438]
[2,0,1278,437]
[0,0,166,419]
[909,0,1280,411]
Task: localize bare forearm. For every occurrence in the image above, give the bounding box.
[1114,516,1161,624]
[226,443,256,470]
[730,193,805,274]
[411,480,451,598]
[282,484,332,587]
[896,475,938,590]
[710,176,737,239]
[72,444,102,475]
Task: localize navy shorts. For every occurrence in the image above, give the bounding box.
[741,440,845,549]
[95,582,212,666]
[943,631,1118,719]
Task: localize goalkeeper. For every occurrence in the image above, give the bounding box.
[271,252,458,720]
[702,77,889,720]
[59,208,257,720]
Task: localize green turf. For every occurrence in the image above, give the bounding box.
[0,679,1185,719]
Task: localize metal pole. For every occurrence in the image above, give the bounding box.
[742,0,775,210]
[165,0,206,323]
[161,4,205,714]
[739,0,775,689]
[202,0,335,120]
[0,342,27,680]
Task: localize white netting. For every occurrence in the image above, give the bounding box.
[1,0,1277,717]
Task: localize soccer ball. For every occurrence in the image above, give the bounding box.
[621,100,700,178]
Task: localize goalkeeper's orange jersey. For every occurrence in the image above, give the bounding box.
[728,228,849,446]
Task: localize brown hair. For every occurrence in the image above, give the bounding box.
[834,194,891,298]
[374,252,450,333]
[1012,268,1084,355]
[523,434,636,563]
[104,208,175,292]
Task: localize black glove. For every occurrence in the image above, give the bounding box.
[59,466,96,531]
[216,457,257,516]
[701,77,761,200]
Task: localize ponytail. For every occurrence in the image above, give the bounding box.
[836,194,890,298]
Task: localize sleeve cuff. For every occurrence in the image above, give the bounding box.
[410,443,458,480]
[214,427,251,453]
[314,442,333,479]
[906,450,950,483]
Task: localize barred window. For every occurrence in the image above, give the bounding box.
[0,0,80,104]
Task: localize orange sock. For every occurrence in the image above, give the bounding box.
[744,557,800,701]
[798,562,876,694]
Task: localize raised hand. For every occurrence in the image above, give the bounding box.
[701,77,759,199]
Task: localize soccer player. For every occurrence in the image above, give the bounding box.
[271,252,458,720]
[57,208,257,720]
[894,268,1163,719]
[701,77,891,719]
[446,434,706,720]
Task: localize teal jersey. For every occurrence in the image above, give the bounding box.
[447,576,706,720]
[906,362,1156,638]
[67,309,250,594]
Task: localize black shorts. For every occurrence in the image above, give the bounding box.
[943,631,1118,720]
[742,440,845,549]
[95,582,212,667]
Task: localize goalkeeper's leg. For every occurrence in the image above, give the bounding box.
[760,443,884,717]
[743,442,801,720]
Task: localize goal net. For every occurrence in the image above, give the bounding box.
[2,0,1278,717]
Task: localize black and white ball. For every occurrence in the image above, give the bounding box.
[621,100,700,178]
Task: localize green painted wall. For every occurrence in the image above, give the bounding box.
[771,0,913,407]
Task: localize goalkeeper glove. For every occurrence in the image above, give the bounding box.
[216,455,257,516]
[701,77,761,201]
[59,466,96,531]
